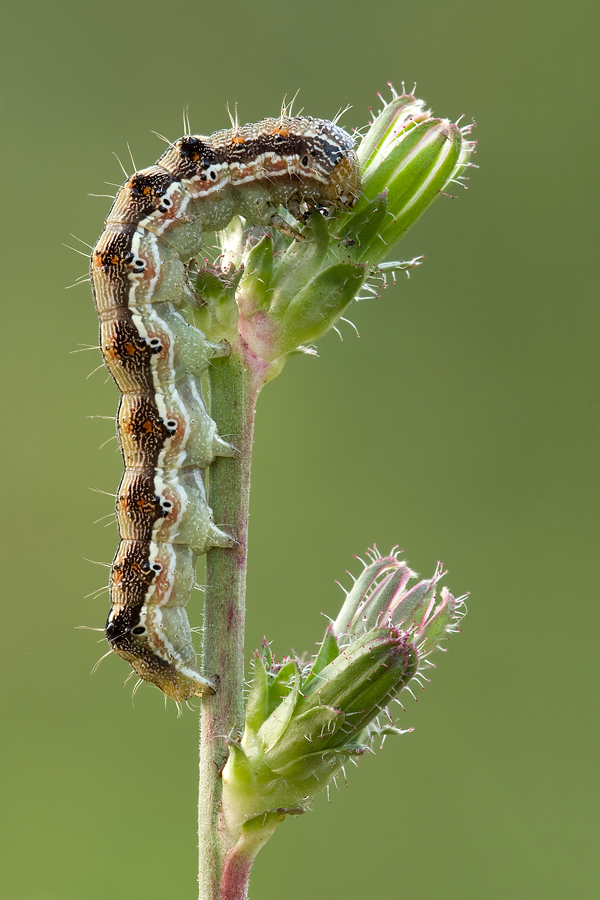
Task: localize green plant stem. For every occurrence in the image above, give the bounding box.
[199,349,260,900]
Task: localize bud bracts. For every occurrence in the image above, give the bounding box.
[221,549,466,841]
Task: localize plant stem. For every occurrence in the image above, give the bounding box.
[199,348,260,900]
[220,815,285,900]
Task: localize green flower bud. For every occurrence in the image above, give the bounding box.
[357,84,431,172]
[258,628,417,775]
[221,549,466,842]
[361,118,466,259]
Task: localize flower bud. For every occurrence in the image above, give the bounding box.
[339,94,474,265]
[357,85,431,172]
[258,628,417,777]
[333,551,466,661]
[221,549,466,842]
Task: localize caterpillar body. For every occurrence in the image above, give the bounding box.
[90,114,360,701]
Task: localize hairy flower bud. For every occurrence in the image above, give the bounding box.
[221,549,466,842]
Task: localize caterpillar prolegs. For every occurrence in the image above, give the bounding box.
[90,114,360,701]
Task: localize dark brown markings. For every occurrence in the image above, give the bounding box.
[90,228,139,312]
[109,168,178,223]
[92,227,137,271]
[158,137,221,180]
[110,539,159,606]
[117,392,175,468]
[101,311,162,392]
[105,603,143,646]
[105,603,192,698]
[116,468,167,540]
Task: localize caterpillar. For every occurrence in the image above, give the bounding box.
[90,113,361,701]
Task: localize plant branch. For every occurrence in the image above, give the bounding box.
[198,349,260,900]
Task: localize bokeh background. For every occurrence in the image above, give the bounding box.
[1,1,597,898]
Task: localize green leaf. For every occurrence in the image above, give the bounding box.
[276,261,366,354]
[244,655,270,736]
[237,233,274,313]
[265,705,345,774]
[258,662,300,752]
[267,211,333,317]
[305,625,340,686]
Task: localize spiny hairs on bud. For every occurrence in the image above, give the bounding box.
[330,546,467,729]
[335,545,467,640]
[358,81,477,180]
[223,549,466,838]
[247,548,467,749]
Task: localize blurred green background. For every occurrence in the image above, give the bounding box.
[1,0,597,897]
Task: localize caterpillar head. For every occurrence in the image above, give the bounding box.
[105,605,215,702]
